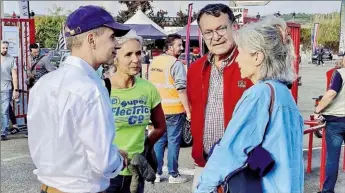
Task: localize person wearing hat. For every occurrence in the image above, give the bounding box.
[27,5,131,193]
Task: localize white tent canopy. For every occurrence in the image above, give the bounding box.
[191,20,198,26]
[125,10,167,35]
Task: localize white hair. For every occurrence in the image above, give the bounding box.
[116,30,143,46]
[234,16,296,83]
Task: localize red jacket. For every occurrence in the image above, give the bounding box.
[187,49,253,167]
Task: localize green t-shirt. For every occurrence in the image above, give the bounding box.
[110,77,161,176]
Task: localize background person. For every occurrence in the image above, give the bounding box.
[315,56,345,193]
[1,40,19,141]
[148,33,190,184]
[26,43,56,88]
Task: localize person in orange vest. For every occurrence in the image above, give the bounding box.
[148,33,190,184]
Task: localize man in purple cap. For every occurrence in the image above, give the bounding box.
[27,5,131,193]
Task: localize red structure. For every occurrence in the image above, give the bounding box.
[0,18,36,124]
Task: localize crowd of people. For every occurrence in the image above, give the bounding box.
[1,3,345,193]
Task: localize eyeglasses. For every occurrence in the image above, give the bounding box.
[202,25,228,40]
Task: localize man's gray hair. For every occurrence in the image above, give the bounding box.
[234,16,296,83]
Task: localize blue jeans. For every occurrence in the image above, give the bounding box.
[322,121,345,193]
[154,113,186,177]
[105,175,144,193]
[1,91,12,137]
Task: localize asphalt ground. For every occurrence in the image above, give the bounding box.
[1,59,345,193]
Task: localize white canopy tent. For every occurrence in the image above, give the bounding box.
[125,10,167,35]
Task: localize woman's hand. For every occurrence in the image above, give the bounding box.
[118,149,128,169]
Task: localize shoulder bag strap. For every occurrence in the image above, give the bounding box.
[30,55,45,72]
[259,83,275,146]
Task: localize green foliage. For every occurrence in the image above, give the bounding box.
[35,15,66,48]
[116,1,153,23]
[297,12,341,51]
[147,10,169,27]
[172,10,198,27]
[300,27,312,50]
[316,15,340,50]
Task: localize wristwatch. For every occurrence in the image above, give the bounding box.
[14,89,19,92]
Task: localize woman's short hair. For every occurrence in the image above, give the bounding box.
[234,16,296,83]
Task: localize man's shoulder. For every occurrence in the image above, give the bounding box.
[38,68,103,99]
[336,68,345,75]
[3,55,15,63]
[6,54,15,60]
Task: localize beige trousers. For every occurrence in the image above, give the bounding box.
[192,165,204,192]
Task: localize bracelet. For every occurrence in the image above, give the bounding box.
[314,111,320,114]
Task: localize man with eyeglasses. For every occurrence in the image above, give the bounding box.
[186,4,253,191]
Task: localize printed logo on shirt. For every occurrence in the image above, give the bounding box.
[238,80,246,88]
[111,95,150,126]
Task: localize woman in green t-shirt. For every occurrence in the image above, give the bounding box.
[105,34,166,193]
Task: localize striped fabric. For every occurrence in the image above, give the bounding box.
[56,26,66,50]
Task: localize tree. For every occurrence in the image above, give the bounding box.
[317,15,340,51]
[116,1,153,23]
[147,9,168,27]
[172,9,198,27]
[47,3,65,16]
[35,15,66,48]
[300,27,312,51]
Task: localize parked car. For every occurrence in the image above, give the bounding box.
[312,48,333,63]
[48,49,70,67]
[146,120,193,147]
[59,51,71,67]
[181,120,192,147]
[40,48,53,56]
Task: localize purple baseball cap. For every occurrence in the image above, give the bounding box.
[65,5,131,37]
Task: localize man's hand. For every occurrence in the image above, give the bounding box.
[12,90,19,100]
[313,113,325,124]
[119,149,128,170]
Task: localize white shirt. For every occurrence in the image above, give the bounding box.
[27,56,123,193]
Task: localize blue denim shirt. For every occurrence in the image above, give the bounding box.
[195,80,304,193]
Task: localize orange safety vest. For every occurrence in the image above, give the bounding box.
[148,55,185,115]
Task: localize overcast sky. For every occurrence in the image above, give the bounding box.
[3,1,343,17]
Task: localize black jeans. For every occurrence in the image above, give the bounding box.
[105,175,144,193]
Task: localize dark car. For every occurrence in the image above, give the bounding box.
[49,50,70,67]
[312,48,333,63]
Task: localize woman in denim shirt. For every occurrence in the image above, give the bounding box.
[195,16,304,193]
